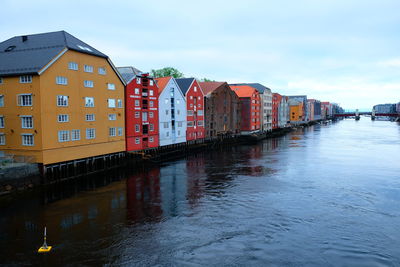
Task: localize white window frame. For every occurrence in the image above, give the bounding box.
[109,127,116,137]
[56,76,68,85]
[135,138,140,144]
[68,62,78,70]
[0,133,5,145]
[84,80,94,88]
[84,65,93,73]
[98,67,106,75]
[149,90,154,96]
[108,114,116,120]
[117,127,123,136]
[57,114,69,123]
[21,134,34,146]
[57,95,68,107]
[71,129,81,141]
[150,124,154,131]
[149,112,153,118]
[134,100,140,107]
[85,114,95,121]
[136,77,141,84]
[135,111,140,118]
[86,128,95,139]
[0,116,4,128]
[85,97,94,107]
[107,83,115,90]
[21,115,33,128]
[108,99,116,108]
[135,88,140,94]
[117,99,123,108]
[149,137,154,142]
[20,75,32,83]
[58,130,70,142]
[18,94,33,106]
[135,124,140,132]
[149,101,154,107]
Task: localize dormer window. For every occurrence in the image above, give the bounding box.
[20,75,32,83]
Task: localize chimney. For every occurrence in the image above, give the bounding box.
[22,36,28,42]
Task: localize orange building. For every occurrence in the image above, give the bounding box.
[230,85,261,132]
[289,100,304,123]
[0,31,126,165]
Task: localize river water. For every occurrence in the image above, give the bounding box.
[1,119,399,266]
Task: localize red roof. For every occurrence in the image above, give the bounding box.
[230,85,257,98]
[199,82,225,95]
[155,77,172,93]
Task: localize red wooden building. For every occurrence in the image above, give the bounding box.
[117,67,159,151]
[272,93,282,129]
[230,85,261,132]
[175,78,205,141]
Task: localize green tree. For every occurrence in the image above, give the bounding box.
[201,78,216,82]
[150,67,184,78]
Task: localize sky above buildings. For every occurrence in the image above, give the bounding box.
[1,0,400,110]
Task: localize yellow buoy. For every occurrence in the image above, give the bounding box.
[38,227,52,253]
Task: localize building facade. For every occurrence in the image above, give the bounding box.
[200,82,241,137]
[230,85,261,133]
[288,99,304,123]
[118,67,159,151]
[288,95,307,122]
[156,77,187,146]
[175,78,205,141]
[278,96,289,128]
[272,93,282,129]
[0,31,125,165]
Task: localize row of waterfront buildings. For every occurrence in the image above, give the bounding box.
[0,31,343,166]
[373,103,400,114]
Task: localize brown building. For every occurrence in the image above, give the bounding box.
[200,82,241,137]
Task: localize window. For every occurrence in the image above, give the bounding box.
[187,121,194,127]
[163,122,169,128]
[150,80,154,86]
[58,130,69,142]
[21,116,33,128]
[198,120,204,126]
[56,76,68,85]
[108,114,116,120]
[165,99,168,104]
[0,116,4,128]
[177,130,181,136]
[194,86,197,92]
[86,114,95,121]
[134,88,140,94]
[22,134,34,146]
[98,67,106,75]
[85,97,94,107]
[188,110,193,116]
[20,75,32,83]
[18,94,33,106]
[150,124,154,131]
[0,78,3,84]
[109,127,116,137]
[190,96,193,100]
[71,129,80,141]
[68,62,78,70]
[135,112,140,118]
[107,83,115,90]
[134,100,140,107]
[108,99,116,108]
[149,101,154,107]
[178,122,183,127]
[135,124,140,132]
[117,127,123,136]
[149,112,153,118]
[0,133,5,145]
[177,100,180,104]
[198,110,203,116]
[149,90,153,96]
[190,103,193,108]
[86,128,95,139]
[149,137,154,142]
[135,138,140,144]
[136,78,141,84]
[198,96,201,100]
[57,114,69,122]
[84,65,93,73]
[84,80,94,88]
[117,99,123,108]
[177,110,180,115]
[165,110,169,115]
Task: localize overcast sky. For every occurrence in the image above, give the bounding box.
[2,0,400,110]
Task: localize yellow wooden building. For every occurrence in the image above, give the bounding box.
[289,101,304,122]
[0,31,125,165]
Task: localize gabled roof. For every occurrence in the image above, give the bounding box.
[230,85,257,98]
[199,81,225,95]
[155,76,172,93]
[117,66,143,84]
[0,31,108,76]
[230,83,271,94]
[175,78,195,95]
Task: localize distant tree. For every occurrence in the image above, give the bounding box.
[201,78,216,82]
[151,67,184,78]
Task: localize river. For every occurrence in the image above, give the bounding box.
[1,119,399,266]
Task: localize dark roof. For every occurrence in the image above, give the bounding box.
[229,83,271,94]
[175,78,195,95]
[117,66,143,83]
[0,31,108,76]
